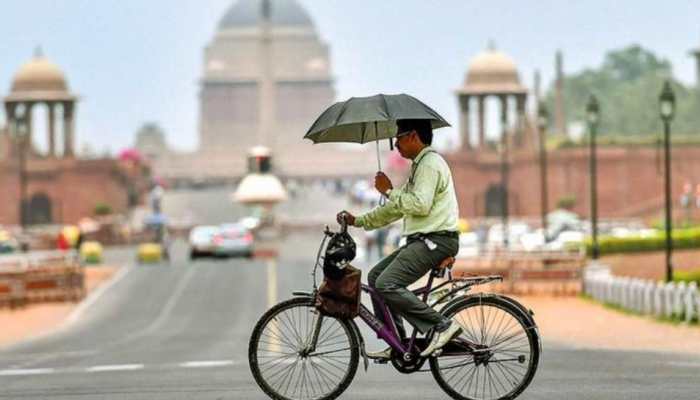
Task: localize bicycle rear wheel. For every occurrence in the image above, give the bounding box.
[429,295,540,400]
[249,297,359,400]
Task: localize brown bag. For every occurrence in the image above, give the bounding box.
[315,264,361,319]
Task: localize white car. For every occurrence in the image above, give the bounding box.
[189,225,221,260]
[214,224,254,258]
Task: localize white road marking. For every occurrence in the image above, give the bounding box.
[266,259,282,354]
[179,360,235,368]
[65,265,134,326]
[668,361,700,368]
[86,364,144,372]
[140,265,197,336]
[0,368,55,376]
[267,259,278,308]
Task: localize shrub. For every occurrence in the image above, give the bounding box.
[556,195,576,210]
[94,202,113,216]
[673,269,700,285]
[583,227,700,256]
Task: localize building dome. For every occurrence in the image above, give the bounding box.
[460,45,526,95]
[11,52,69,93]
[218,0,314,30]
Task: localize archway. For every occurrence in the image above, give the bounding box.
[485,184,506,217]
[26,193,52,225]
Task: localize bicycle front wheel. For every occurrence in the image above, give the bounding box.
[248,297,359,400]
[429,295,540,400]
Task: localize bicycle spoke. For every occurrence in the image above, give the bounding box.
[433,300,537,400]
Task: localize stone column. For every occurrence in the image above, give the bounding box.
[516,94,527,147]
[25,103,33,148]
[477,95,486,148]
[500,95,509,141]
[48,103,56,157]
[63,102,75,158]
[4,103,16,137]
[458,95,471,150]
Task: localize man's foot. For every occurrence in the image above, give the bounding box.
[366,347,392,360]
[420,320,462,357]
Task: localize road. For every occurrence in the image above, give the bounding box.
[0,231,698,399]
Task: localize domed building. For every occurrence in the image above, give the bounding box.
[0,50,149,227]
[147,0,380,180]
[4,48,78,158]
[197,0,346,176]
[455,44,528,149]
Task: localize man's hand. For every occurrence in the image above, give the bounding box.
[336,210,356,226]
[374,172,393,195]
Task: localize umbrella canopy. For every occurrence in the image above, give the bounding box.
[144,213,168,227]
[304,93,450,144]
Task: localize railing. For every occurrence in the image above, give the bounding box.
[452,249,586,295]
[0,251,84,308]
[583,264,699,323]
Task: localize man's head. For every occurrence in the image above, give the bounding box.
[394,119,433,159]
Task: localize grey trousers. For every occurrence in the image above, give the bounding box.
[368,234,459,334]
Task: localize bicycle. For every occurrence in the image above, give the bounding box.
[249,219,541,400]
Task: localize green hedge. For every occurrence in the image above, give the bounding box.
[674,269,700,285]
[582,228,700,256]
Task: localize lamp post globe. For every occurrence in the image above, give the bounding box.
[659,80,675,121]
[586,95,600,125]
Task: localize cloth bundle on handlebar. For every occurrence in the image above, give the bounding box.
[315,230,361,319]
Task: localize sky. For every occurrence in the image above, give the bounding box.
[1,0,699,154]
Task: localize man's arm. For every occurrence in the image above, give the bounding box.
[387,164,440,216]
[355,201,404,230]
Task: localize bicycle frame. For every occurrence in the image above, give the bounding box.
[356,270,499,359]
[308,222,503,361]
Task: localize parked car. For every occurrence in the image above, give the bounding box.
[214,224,254,258]
[189,225,221,260]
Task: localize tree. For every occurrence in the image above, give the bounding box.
[545,45,700,138]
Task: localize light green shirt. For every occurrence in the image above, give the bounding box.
[355,146,459,236]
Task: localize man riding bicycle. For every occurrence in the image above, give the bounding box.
[338,118,461,359]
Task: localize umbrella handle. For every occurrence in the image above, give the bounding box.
[376,138,388,206]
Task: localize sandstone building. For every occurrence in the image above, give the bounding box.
[0,50,147,225]
[446,46,700,221]
[145,0,382,181]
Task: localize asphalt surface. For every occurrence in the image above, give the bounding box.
[1,233,699,399]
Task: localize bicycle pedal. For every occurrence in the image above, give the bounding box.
[372,358,390,364]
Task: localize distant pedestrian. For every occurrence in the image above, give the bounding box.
[57,231,70,251]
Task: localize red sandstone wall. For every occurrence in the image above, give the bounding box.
[447,146,700,219]
[0,158,136,225]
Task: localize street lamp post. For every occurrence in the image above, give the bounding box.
[586,96,600,259]
[537,102,550,243]
[659,80,676,282]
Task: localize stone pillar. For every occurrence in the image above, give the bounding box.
[516,94,526,146]
[25,103,33,147]
[63,102,75,158]
[500,95,509,134]
[4,103,15,137]
[48,103,56,157]
[458,95,471,150]
[477,96,486,148]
